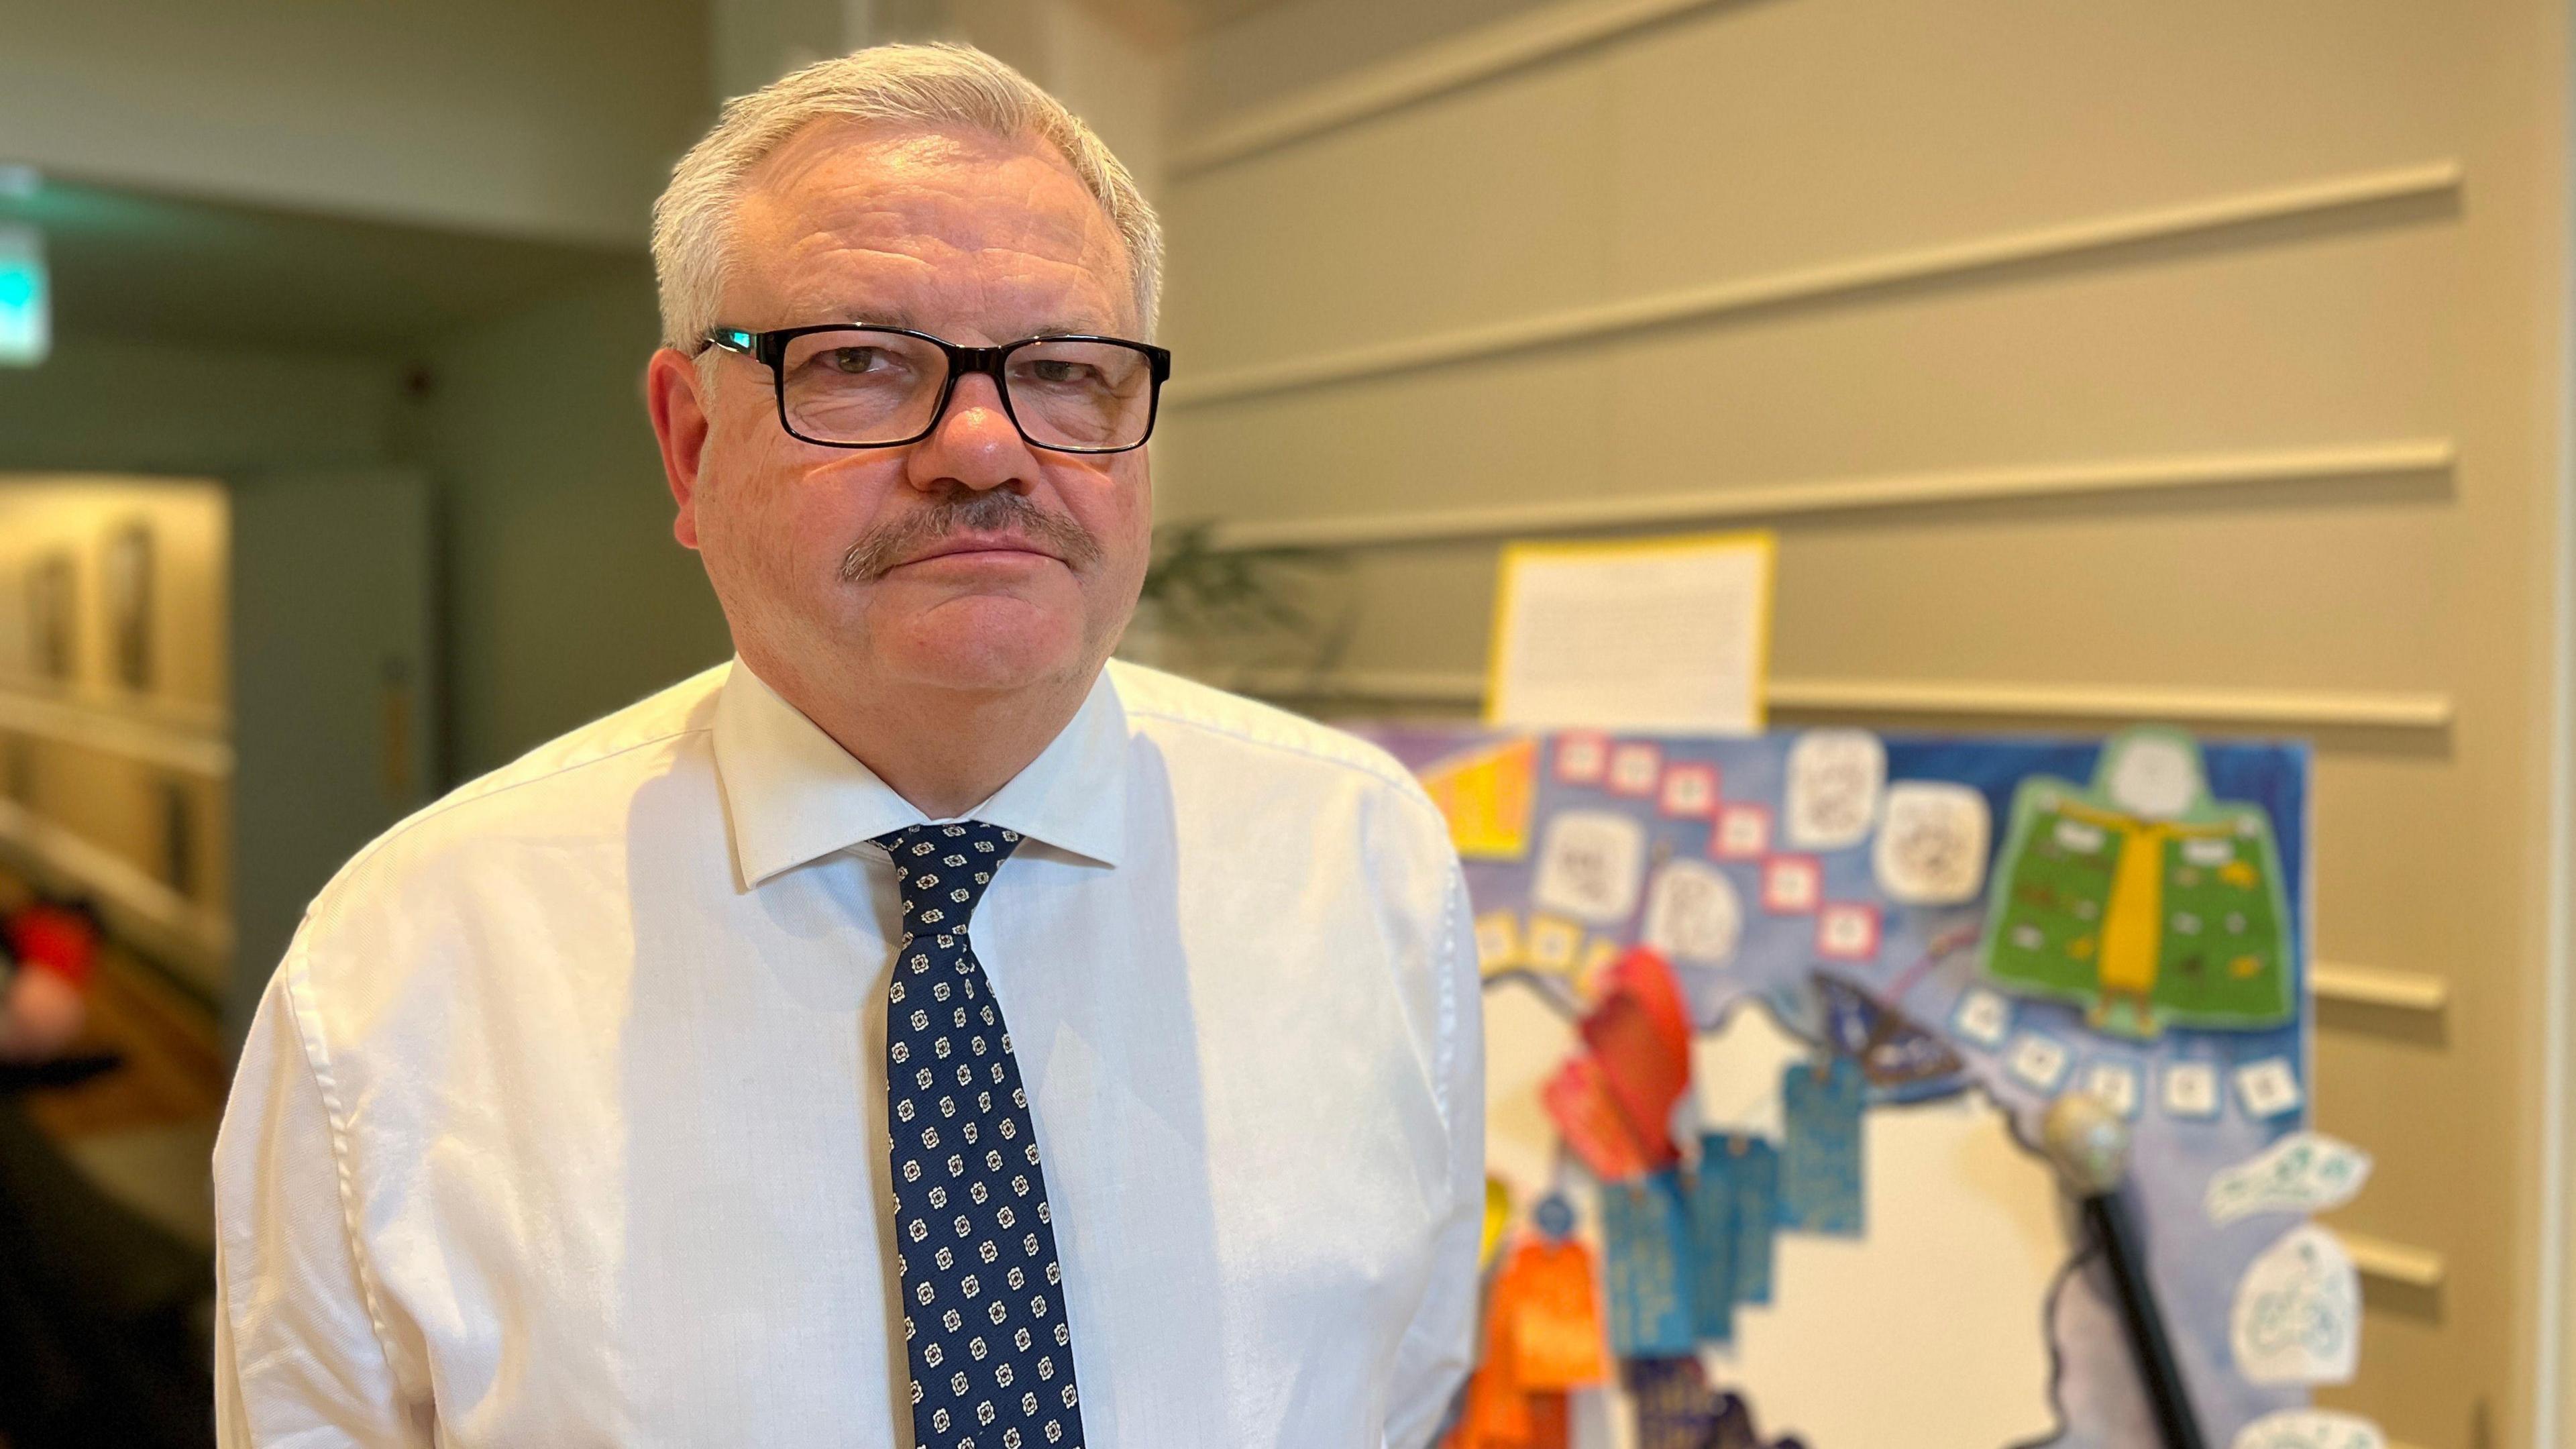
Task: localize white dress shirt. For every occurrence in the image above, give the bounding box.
[213,658,1482,1448]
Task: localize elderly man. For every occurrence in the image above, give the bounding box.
[213,41,1481,1449]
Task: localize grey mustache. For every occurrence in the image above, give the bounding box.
[839,490,1103,582]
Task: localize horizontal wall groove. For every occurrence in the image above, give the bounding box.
[1167,159,2464,409]
[0,688,233,777]
[1197,437,2455,552]
[1214,666,2453,732]
[1173,0,1737,175]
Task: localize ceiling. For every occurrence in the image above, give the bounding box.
[0,175,641,357]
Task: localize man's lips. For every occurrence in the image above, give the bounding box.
[896,533,1065,568]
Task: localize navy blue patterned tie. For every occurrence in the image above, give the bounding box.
[875,822,1085,1449]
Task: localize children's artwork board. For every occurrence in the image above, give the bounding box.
[1348,722,2371,1449]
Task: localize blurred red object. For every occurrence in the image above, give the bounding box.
[1541,945,1692,1179]
[7,901,100,991]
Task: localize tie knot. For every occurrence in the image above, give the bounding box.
[873,821,1022,932]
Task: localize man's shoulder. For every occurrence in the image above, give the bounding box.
[306,662,731,919]
[1105,659,1436,815]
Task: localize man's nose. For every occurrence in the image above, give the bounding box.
[906,371,1032,493]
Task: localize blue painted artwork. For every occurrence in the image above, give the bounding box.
[1686,1140,1739,1344]
[1779,1055,1866,1236]
[1599,1169,1698,1357]
[1725,1134,1778,1307]
[1356,721,2319,1449]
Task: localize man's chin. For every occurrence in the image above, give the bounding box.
[882,614,1095,696]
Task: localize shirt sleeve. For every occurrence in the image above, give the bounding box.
[213,957,432,1448]
[1383,865,1487,1449]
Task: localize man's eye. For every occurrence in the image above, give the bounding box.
[1027,360,1098,386]
[828,348,887,374]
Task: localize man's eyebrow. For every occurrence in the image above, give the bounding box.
[838,305,922,331]
[1022,318,1127,339]
[817,312,1130,341]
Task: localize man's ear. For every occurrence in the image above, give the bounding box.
[645,347,712,549]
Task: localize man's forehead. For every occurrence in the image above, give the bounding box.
[730,119,1133,335]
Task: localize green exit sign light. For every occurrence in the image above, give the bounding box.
[0,224,48,367]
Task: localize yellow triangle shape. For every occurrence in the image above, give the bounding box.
[1419,736,1538,860]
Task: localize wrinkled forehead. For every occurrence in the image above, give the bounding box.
[726,119,1137,340]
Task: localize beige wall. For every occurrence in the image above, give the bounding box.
[405,266,734,779]
[1153,1,2568,1443]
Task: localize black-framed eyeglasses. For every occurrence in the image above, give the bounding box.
[698,324,1173,455]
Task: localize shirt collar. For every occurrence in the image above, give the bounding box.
[712,657,1130,887]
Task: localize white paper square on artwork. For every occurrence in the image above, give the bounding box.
[1712,803,1771,860]
[1487,534,1774,733]
[1555,732,1609,785]
[1474,912,1521,973]
[2233,1058,2305,1120]
[1951,987,2012,1048]
[1531,810,1648,925]
[2161,1062,2221,1120]
[1760,855,1822,914]
[1523,915,1583,974]
[1814,902,1880,961]
[2082,1062,2141,1119]
[1659,763,1719,818]
[2232,1409,2385,1449]
[1872,781,1990,905]
[1608,742,1662,798]
[1641,861,1743,966]
[2231,1225,2359,1385]
[2006,1033,2072,1092]
[1786,729,1885,849]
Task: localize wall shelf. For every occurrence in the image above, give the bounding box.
[0,686,232,778]
[1199,439,2455,554]
[1218,666,2453,734]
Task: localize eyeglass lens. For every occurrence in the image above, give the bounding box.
[777,329,1157,450]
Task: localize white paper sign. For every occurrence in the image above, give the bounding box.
[1488,535,1773,732]
[2231,1224,2361,1385]
[2229,1409,2385,1449]
[2207,1132,2373,1224]
[1531,810,1648,924]
[1786,730,1885,849]
[1641,861,1743,965]
[1872,781,1992,904]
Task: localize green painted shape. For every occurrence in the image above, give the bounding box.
[1974,727,2294,1036]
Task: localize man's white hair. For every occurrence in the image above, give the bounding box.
[650,42,1163,355]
